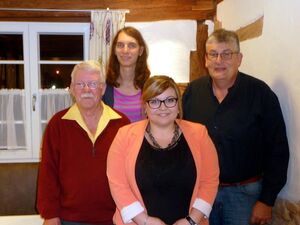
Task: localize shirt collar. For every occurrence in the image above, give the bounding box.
[62,101,122,143]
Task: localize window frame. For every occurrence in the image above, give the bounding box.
[0,22,90,162]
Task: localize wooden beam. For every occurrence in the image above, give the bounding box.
[0,0,217,22]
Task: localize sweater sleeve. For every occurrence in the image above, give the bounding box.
[37,116,61,219]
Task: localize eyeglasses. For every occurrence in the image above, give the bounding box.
[73,81,101,90]
[206,51,239,61]
[147,97,178,109]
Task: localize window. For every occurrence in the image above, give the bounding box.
[0,22,90,162]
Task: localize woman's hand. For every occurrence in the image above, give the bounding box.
[172,217,190,225]
[146,216,167,225]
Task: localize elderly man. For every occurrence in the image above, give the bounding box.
[37,61,130,225]
[183,29,289,225]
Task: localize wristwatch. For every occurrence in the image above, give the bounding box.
[186,215,198,225]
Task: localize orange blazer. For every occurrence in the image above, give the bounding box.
[107,119,219,225]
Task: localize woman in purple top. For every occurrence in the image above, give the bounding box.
[103,26,150,122]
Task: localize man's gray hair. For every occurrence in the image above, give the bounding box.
[71,60,106,83]
[206,28,240,52]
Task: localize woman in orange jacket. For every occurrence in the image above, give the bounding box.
[107,75,219,225]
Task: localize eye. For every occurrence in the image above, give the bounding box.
[222,52,232,57]
[148,99,159,105]
[128,42,138,49]
[166,97,176,103]
[88,81,98,89]
[116,42,124,48]
[208,52,218,58]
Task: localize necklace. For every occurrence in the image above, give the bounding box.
[146,123,180,149]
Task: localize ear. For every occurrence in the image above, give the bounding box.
[139,46,144,56]
[101,83,107,96]
[237,52,243,67]
[205,54,209,68]
[69,83,75,96]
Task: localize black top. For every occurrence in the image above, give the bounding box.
[182,72,289,206]
[135,134,196,225]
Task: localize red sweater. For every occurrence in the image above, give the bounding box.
[37,105,129,224]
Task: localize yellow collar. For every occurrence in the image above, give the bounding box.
[62,102,121,143]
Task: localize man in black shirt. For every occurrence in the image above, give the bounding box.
[183,29,289,225]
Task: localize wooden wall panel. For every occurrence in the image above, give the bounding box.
[190,22,208,81]
[0,0,219,22]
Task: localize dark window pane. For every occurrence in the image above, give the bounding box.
[0,64,24,89]
[40,64,75,89]
[40,35,84,60]
[0,34,23,60]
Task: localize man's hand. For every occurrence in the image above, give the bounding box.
[250,201,272,224]
[43,217,61,225]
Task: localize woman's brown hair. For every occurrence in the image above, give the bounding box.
[106,26,150,89]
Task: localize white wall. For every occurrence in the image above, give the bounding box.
[217,0,300,201]
[126,20,197,83]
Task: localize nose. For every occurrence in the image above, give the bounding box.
[121,45,129,53]
[216,54,223,63]
[159,101,168,110]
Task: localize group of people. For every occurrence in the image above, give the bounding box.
[37,27,289,225]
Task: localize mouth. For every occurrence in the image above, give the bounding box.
[80,93,94,99]
[214,67,227,72]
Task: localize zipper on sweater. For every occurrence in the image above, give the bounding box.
[92,144,96,156]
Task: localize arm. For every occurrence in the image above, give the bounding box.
[251,88,289,224]
[107,126,145,223]
[43,218,61,225]
[192,126,220,219]
[37,117,61,219]
[259,90,289,205]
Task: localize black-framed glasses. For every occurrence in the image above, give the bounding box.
[206,51,239,61]
[73,81,101,90]
[147,97,178,109]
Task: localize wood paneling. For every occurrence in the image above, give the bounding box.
[190,22,208,81]
[0,0,219,22]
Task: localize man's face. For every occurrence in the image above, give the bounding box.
[70,70,106,111]
[205,41,243,84]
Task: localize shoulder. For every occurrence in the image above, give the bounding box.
[118,120,147,135]
[238,72,278,99]
[188,75,210,88]
[48,108,70,123]
[177,119,207,134]
[238,72,271,90]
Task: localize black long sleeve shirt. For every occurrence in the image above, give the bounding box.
[183,72,289,206]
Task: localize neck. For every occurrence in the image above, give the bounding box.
[119,66,136,81]
[212,76,237,103]
[146,122,180,149]
[78,104,103,135]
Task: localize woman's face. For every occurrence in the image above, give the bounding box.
[115,32,144,68]
[145,87,179,127]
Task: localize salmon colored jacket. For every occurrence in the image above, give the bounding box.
[107,119,219,225]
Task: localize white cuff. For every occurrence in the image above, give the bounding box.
[121,201,145,223]
[192,198,212,218]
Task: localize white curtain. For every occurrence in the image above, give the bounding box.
[0,89,73,151]
[89,10,127,67]
[39,89,73,134]
[0,89,26,150]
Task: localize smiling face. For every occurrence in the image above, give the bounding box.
[145,87,179,128]
[114,31,144,68]
[70,69,106,111]
[205,41,243,85]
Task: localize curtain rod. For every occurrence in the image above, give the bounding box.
[0,8,130,13]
